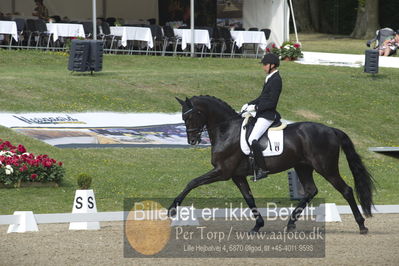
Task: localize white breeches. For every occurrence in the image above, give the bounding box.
[248,118,274,145]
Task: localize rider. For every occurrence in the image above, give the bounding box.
[241,53,282,181]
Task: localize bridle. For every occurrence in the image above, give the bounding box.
[183,107,243,145]
[183,108,207,142]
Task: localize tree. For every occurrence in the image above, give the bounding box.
[351,0,379,39]
[291,0,315,32]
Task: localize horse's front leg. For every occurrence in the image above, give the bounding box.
[168,168,223,217]
[232,176,264,234]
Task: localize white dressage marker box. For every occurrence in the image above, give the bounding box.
[69,189,100,230]
[170,206,200,227]
[316,203,342,222]
[7,211,39,233]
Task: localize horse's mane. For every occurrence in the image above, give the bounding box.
[191,95,240,118]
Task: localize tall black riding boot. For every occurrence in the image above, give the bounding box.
[250,140,269,181]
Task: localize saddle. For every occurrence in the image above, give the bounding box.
[244,117,284,149]
[240,115,286,156]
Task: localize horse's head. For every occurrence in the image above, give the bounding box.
[176,97,207,145]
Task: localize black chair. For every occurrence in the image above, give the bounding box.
[246,28,263,57]
[261,28,271,40]
[197,26,214,57]
[105,17,116,26]
[82,21,93,38]
[149,24,164,55]
[162,25,180,56]
[209,27,221,55]
[25,19,37,47]
[34,19,51,49]
[99,22,115,51]
[101,21,111,35]
[147,18,156,25]
[13,18,26,47]
[217,27,234,57]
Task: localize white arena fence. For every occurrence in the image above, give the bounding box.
[1,205,399,233]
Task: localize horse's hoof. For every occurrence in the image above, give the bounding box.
[249,228,260,235]
[360,227,368,234]
[249,226,260,235]
[287,224,296,232]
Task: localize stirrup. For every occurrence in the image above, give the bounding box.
[248,156,269,182]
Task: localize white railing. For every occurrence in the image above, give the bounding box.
[1,205,399,233]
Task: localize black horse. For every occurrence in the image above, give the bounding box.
[169,95,375,234]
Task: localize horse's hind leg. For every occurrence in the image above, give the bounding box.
[322,172,368,234]
[287,165,318,231]
[232,176,264,234]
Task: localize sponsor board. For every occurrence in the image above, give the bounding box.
[0,112,210,147]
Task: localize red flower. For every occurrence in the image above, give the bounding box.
[58,162,63,166]
[266,48,270,52]
[293,43,300,48]
[271,43,276,48]
[42,159,53,168]
[31,174,37,180]
[19,165,28,172]
[17,144,26,153]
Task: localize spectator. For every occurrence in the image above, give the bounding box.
[379,30,399,56]
[32,0,49,20]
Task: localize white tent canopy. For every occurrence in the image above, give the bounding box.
[1,0,296,46]
[243,0,291,46]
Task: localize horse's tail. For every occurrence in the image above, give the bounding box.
[334,128,375,217]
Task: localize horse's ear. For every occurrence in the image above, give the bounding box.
[175,97,186,107]
[185,97,193,108]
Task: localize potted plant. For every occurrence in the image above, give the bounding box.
[77,173,93,190]
[70,173,99,230]
[266,41,303,61]
[0,139,64,188]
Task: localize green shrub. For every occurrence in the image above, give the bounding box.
[76,173,93,190]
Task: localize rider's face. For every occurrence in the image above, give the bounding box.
[262,64,272,73]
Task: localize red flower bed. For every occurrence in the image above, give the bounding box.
[0,139,64,187]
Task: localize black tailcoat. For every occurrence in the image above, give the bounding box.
[248,71,282,121]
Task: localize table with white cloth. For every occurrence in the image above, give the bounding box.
[230,30,267,50]
[46,23,85,42]
[110,26,153,48]
[173,29,211,50]
[0,20,18,42]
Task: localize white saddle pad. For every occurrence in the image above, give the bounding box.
[240,119,284,157]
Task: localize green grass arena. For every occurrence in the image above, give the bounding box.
[0,46,398,214]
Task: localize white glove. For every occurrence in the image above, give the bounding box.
[247,104,256,112]
[240,103,248,113]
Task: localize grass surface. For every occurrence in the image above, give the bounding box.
[296,33,369,54]
[0,48,398,214]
